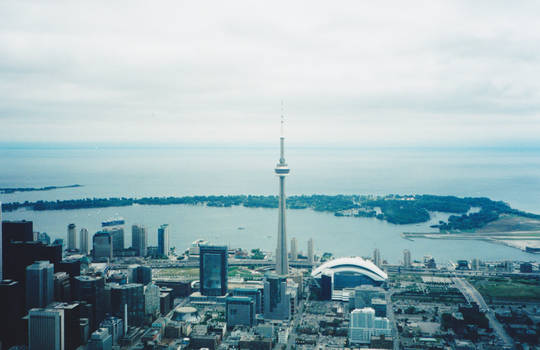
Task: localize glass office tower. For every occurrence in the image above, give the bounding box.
[199,245,228,296]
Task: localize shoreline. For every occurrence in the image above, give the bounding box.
[402,231,540,254]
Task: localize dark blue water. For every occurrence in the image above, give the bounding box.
[2,146,540,263]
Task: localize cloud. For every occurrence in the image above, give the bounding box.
[0,0,539,145]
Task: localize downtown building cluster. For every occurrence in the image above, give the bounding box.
[0,215,173,350]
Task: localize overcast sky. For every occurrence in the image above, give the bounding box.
[1,1,540,146]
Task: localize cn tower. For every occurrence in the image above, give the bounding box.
[275,108,290,275]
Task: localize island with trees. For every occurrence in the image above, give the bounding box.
[3,193,540,233]
[0,184,82,194]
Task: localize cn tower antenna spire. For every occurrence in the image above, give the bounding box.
[281,100,284,137]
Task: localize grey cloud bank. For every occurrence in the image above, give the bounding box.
[1,1,539,146]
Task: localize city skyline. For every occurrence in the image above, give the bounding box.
[1,2,540,348]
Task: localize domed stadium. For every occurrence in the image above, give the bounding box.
[311,257,387,289]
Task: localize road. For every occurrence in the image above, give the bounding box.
[286,291,309,349]
[385,291,399,350]
[452,277,514,348]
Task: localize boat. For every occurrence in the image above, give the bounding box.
[525,246,540,254]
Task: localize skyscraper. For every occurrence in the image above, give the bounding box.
[2,220,34,278]
[4,241,61,292]
[72,275,106,331]
[290,237,297,261]
[102,218,125,254]
[93,231,113,261]
[80,228,89,255]
[50,302,82,350]
[275,113,290,276]
[2,220,34,243]
[157,224,169,257]
[128,264,152,285]
[131,225,148,257]
[54,272,72,302]
[110,283,145,327]
[26,260,54,310]
[226,296,255,327]
[199,245,228,296]
[144,283,160,319]
[28,308,65,350]
[263,273,291,320]
[373,248,381,267]
[67,223,77,250]
[0,279,25,348]
[232,288,262,314]
[403,249,411,267]
[307,238,314,264]
[0,201,2,281]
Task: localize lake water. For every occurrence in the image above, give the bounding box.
[1,145,540,264]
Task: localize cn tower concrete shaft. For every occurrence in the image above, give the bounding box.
[275,134,290,275]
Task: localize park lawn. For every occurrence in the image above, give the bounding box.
[153,266,259,280]
[153,267,199,279]
[474,280,540,301]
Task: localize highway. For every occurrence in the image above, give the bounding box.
[452,277,514,349]
[113,258,316,270]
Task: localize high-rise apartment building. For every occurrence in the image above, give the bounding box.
[28,308,65,350]
[67,223,77,250]
[131,225,148,257]
[308,238,314,264]
[199,245,228,296]
[157,224,169,257]
[373,248,381,267]
[80,228,89,255]
[290,237,297,261]
[349,307,391,344]
[403,249,411,267]
[471,258,480,270]
[26,260,54,310]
